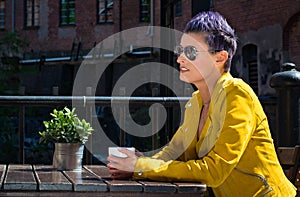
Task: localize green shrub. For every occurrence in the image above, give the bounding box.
[39,107,94,144]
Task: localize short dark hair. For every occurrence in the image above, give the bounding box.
[184,11,237,71]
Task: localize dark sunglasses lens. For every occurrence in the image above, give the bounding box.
[174,46,183,55]
[184,46,197,61]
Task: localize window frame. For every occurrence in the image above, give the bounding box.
[140,0,150,23]
[0,0,5,30]
[24,0,40,28]
[60,0,75,26]
[175,0,182,17]
[242,44,259,95]
[97,0,113,24]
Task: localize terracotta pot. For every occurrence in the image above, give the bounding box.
[53,143,84,171]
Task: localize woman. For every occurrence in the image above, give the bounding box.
[107,11,296,196]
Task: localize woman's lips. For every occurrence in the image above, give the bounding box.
[180,67,189,72]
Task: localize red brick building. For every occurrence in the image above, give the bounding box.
[214,0,300,95]
[0,0,299,96]
[0,0,299,161]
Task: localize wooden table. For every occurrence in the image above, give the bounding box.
[0,164,207,196]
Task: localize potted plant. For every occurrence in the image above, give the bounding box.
[39,107,94,171]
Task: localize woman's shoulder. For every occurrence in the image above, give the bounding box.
[214,72,258,103]
[221,73,253,92]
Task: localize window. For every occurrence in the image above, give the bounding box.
[175,0,182,17]
[60,0,75,25]
[140,0,150,22]
[242,44,258,95]
[247,61,258,94]
[0,0,5,29]
[97,0,113,23]
[25,0,40,27]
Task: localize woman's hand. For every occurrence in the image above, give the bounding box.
[107,148,139,179]
[107,167,133,179]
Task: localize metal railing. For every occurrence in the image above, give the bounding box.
[0,96,190,164]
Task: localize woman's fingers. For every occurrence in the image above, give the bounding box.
[107,166,133,179]
[135,149,144,157]
[107,155,131,171]
[107,149,138,172]
[110,172,133,179]
[107,161,116,169]
[108,167,120,175]
[117,148,135,157]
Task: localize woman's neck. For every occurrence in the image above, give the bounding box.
[194,76,218,104]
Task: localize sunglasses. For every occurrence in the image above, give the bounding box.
[174,45,220,61]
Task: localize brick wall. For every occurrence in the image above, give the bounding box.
[212,0,300,96]
[214,0,300,70]
[1,1,119,56]
[214,0,298,32]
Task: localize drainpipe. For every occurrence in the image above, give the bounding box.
[12,0,15,32]
[149,0,154,50]
[119,0,122,31]
[119,0,122,53]
[151,0,154,27]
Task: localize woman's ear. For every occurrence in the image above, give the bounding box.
[215,51,228,64]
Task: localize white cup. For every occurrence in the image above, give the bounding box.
[108,147,135,158]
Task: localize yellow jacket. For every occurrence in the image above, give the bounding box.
[133,72,296,197]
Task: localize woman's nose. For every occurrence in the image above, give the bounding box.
[177,54,186,64]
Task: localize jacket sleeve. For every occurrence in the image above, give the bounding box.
[150,93,200,162]
[133,83,257,187]
[150,126,186,161]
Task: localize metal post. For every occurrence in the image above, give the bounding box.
[12,0,15,32]
[152,88,159,150]
[119,87,126,146]
[85,87,93,164]
[18,106,25,164]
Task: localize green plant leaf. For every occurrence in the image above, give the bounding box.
[38,107,94,144]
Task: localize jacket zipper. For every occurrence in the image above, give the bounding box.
[235,167,273,196]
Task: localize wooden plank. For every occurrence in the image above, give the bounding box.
[139,181,176,193]
[63,168,107,192]
[277,145,300,186]
[34,165,72,191]
[173,182,206,193]
[3,164,37,191]
[277,147,296,165]
[84,165,142,192]
[83,165,111,179]
[0,164,7,189]
[0,191,201,196]
[0,165,206,196]
[104,179,143,192]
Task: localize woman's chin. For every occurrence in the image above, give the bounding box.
[179,75,190,83]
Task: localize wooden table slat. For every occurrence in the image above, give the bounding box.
[0,165,206,196]
[33,165,72,191]
[174,182,207,193]
[0,164,7,189]
[63,168,107,192]
[84,165,143,192]
[83,165,111,179]
[139,181,177,193]
[4,164,37,191]
[104,179,143,192]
